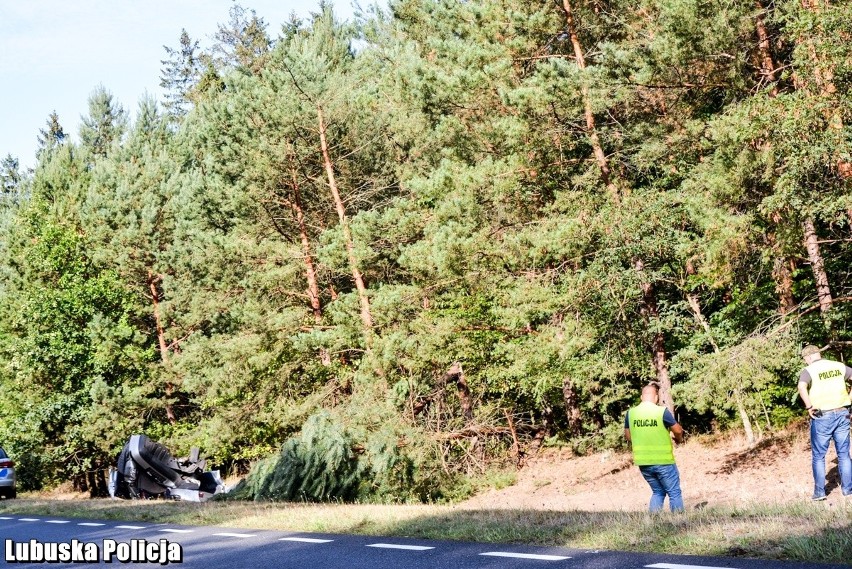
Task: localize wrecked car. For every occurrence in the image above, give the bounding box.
[108,434,225,502]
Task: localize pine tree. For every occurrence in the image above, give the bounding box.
[35,111,67,158]
[79,86,128,159]
[1,154,22,195]
[211,3,271,73]
[160,29,201,120]
[80,97,184,425]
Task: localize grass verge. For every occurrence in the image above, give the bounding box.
[1,497,851,564]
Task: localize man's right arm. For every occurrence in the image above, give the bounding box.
[798,370,818,418]
[662,408,684,444]
[670,423,684,445]
[845,366,852,398]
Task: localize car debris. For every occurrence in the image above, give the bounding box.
[108,434,225,502]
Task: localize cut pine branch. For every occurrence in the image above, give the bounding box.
[686,289,755,445]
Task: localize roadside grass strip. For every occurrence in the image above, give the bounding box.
[366,543,435,551]
[2,499,849,564]
[480,552,570,561]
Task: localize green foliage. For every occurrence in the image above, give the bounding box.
[1,0,851,500]
[0,214,152,489]
[674,333,802,433]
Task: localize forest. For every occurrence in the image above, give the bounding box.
[0,0,850,502]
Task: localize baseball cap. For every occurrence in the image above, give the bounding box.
[801,344,821,358]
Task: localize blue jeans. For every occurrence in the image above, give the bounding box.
[639,464,683,512]
[810,410,852,498]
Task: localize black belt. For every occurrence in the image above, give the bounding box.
[818,407,849,414]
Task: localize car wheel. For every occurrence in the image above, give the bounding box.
[7,489,15,499]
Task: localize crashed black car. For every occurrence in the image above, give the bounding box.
[108,434,225,502]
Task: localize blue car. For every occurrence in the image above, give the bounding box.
[0,447,16,498]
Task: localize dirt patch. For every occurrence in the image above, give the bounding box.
[461,421,846,511]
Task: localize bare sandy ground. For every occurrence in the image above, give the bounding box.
[462,421,848,512]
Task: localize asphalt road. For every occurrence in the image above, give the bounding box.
[0,514,845,568]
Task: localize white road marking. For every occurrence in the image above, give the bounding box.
[115,525,146,530]
[0,516,14,519]
[159,528,194,534]
[213,532,257,538]
[78,522,105,526]
[366,543,435,551]
[46,520,71,524]
[480,551,571,561]
[480,552,570,561]
[279,537,334,544]
[645,563,730,569]
[19,518,40,521]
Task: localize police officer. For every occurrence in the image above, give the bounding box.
[624,383,685,512]
[797,344,852,501]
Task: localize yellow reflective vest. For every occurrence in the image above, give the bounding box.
[628,401,675,466]
[804,359,851,411]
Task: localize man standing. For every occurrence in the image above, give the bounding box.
[797,344,852,501]
[625,383,685,512]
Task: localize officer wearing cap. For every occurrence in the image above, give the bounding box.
[797,344,852,500]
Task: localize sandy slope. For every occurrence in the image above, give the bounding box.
[462,421,850,512]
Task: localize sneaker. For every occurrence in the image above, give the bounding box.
[812,494,827,501]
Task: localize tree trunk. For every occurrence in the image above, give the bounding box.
[768,211,795,316]
[446,362,473,422]
[317,105,374,345]
[802,217,834,316]
[288,165,330,366]
[733,389,756,446]
[650,333,672,413]
[148,271,176,424]
[562,377,583,437]
[503,409,521,464]
[559,0,673,412]
[288,165,323,325]
[750,0,805,314]
[559,0,620,205]
[636,259,673,413]
[754,0,780,96]
[773,257,796,315]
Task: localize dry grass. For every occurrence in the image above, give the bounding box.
[2,497,851,563]
[4,425,850,563]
